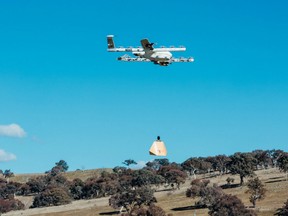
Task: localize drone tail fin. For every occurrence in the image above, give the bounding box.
[107,35,115,49]
[141,38,154,50]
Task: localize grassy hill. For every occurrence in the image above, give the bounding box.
[9,168,112,183]
[3,167,288,216]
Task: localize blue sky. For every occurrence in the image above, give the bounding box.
[0,0,288,173]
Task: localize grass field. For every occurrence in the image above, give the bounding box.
[3,168,288,216]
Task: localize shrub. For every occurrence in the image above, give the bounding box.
[246,177,266,208]
[208,194,257,216]
[0,182,17,199]
[0,198,25,213]
[110,186,156,214]
[226,177,235,185]
[69,178,85,200]
[31,187,72,208]
[275,199,288,216]
[186,179,223,207]
[121,204,170,216]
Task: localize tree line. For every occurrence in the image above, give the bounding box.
[0,149,288,215]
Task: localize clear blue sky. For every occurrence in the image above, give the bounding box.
[1,0,288,173]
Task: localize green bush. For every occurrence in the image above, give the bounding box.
[31,187,72,208]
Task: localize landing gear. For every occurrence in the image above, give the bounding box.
[159,62,169,66]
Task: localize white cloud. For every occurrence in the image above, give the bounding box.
[0,124,26,138]
[0,149,17,162]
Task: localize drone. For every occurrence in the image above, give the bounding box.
[149,136,167,156]
[107,35,194,66]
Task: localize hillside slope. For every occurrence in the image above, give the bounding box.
[3,168,288,216]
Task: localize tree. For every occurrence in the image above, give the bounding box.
[197,158,213,175]
[277,153,288,180]
[3,169,14,178]
[146,159,170,171]
[82,172,119,199]
[109,186,156,214]
[208,194,257,216]
[252,150,271,169]
[55,160,69,172]
[157,165,187,189]
[0,182,17,199]
[214,155,231,174]
[31,187,72,208]
[146,204,169,216]
[113,166,127,174]
[0,199,25,214]
[45,160,69,175]
[122,159,137,167]
[46,173,70,188]
[181,157,203,179]
[69,178,85,200]
[129,204,170,216]
[275,199,288,216]
[50,166,64,176]
[154,159,170,167]
[246,177,266,208]
[268,149,284,167]
[186,179,223,207]
[26,173,70,195]
[131,169,164,188]
[45,160,69,176]
[117,169,134,191]
[227,153,256,185]
[0,181,23,200]
[18,183,31,196]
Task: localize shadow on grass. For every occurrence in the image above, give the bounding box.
[171,204,206,211]
[99,211,121,215]
[265,179,287,184]
[268,176,283,180]
[156,188,175,192]
[220,183,240,189]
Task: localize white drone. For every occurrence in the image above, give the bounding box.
[107,35,194,66]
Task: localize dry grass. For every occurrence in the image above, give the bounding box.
[9,168,112,183]
[62,168,112,181]
[3,168,288,216]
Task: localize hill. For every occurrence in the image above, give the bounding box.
[9,168,112,183]
[3,168,288,216]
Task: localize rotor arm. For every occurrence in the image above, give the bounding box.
[170,57,194,62]
[117,55,151,62]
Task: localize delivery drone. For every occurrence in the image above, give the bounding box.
[107,35,194,66]
[149,136,167,156]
